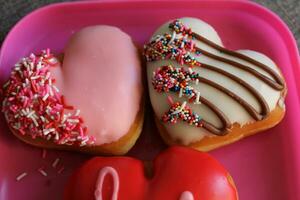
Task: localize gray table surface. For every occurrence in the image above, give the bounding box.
[0,0,299,48]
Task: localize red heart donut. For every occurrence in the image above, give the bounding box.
[64,147,238,200]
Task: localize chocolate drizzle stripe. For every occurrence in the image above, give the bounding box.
[199,97,230,135]
[200,63,270,119]
[198,76,264,121]
[192,33,285,90]
[195,47,283,90]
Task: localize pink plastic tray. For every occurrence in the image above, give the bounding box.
[0,0,299,199]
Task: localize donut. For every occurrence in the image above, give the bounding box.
[64,146,238,200]
[144,17,287,151]
[1,25,144,155]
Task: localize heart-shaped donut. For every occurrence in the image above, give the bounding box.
[64,146,238,200]
[144,17,286,151]
[2,26,144,155]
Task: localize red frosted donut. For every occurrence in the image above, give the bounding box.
[64,147,238,200]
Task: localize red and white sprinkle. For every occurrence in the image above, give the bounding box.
[57,166,65,174]
[1,50,95,146]
[16,172,28,181]
[52,158,60,168]
[42,149,47,159]
[38,167,48,177]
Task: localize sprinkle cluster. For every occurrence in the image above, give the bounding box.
[169,20,193,37]
[2,49,95,146]
[162,101,203,127]
[152,65,202,104]
[146,19,205,128]
[143,33,201,67]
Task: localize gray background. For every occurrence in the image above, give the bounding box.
[0,0,299,47]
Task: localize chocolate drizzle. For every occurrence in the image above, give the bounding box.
[195,47,284,90]
[200,63,270,120]
[199,97,230,135]
[198,75,267,121]
[145,19,285,135]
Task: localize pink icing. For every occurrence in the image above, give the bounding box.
[94,166,119,200]
[52,26,142,145]
[179,191,195,200]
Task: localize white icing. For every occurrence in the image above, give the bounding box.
[179,191,195,200]
[94,166,119,200]
[278,97,286,110]
[147,17,285,145]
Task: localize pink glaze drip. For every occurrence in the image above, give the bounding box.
[179,191,195,200]
[94,166,119,200]
[54,26,142,145]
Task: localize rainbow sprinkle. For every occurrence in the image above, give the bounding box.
[145,20,208,128]
[154,65,205,128]
[169,20,194,37]
[152,65,202,104]
[143,33,201,67]
[1,49,95,146]
[162,100,203,127]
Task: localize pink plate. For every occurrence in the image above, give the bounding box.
[0,0,299,199]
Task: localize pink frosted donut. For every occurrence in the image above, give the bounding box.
[2,26,144,155]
